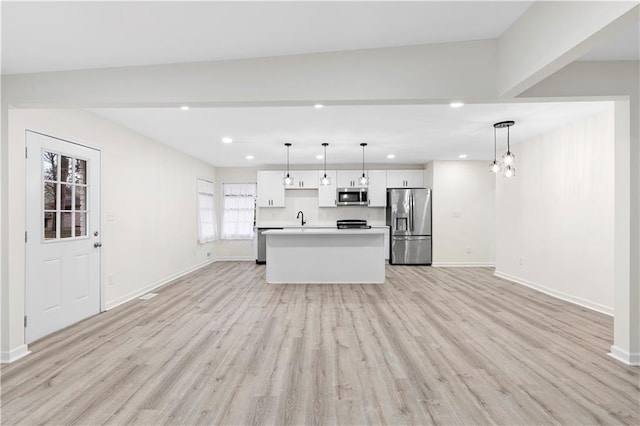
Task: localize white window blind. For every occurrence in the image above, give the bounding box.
[221,183,256,240]
[197,179,217,244]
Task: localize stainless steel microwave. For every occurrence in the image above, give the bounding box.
[337,187,368,206]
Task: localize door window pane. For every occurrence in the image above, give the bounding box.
[61,156,74,183]
[60,212,73,238]
[44,183,57,210]
[75,212,87,237]
[43,152,58,181]
[75,159,87,184]
[75,186,86,211]
[61,184,73,210]
[44,212,57,240]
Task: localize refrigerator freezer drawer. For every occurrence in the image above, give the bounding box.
[391,236,432,265]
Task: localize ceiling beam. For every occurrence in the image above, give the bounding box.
[497,2,638,98]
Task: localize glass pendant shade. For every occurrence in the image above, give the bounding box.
[320,174,331,186]
[503,165,516,178]
[490,161,501,174]
[319,142,331,186]
[282,143,294,186]
[502,151,515,166]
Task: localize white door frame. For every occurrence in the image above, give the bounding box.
[24,130,105,343]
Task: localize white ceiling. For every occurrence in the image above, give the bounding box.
[2,1,628,169]
[91,102,612,168]
[1,1,533,75]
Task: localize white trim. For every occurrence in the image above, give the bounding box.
[214,256,255,262]
[1,344,31,364]
[105,258,215,310]
[608,345,640,366]
[494,270,614,316]
[432,262,496,268]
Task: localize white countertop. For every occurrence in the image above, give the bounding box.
[257,224,388,229]
[263,228,386,235]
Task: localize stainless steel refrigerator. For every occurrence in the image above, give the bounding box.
[386,188,432,265]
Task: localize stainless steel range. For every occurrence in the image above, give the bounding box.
[336,219,371,229]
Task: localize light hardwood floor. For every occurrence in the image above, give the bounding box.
[2,263,638,425]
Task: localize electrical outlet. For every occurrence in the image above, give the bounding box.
[106,274,114,285]
[465,247,471,254]
[206,252,211,257]
[519,257,524,266]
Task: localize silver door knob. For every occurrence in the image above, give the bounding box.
[94,242,102,248]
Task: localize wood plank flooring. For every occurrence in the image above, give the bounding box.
[2,263,638,425]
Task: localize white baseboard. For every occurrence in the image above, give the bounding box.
[214,256,255,262]
[608,345,640,366]
[494,270,614,316]
[1,344,30,364]
[432,262,495,268]
[105,258,215,310]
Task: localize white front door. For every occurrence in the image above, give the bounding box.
[25,131,102,343]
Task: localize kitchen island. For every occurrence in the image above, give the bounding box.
[263,228,385,284]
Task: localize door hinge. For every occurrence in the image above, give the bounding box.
[25,147,27,158]
[25,231,28,243]
[24,316,27,328]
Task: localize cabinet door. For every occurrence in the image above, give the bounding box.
[386,170,424,188]
[290,170,319,189]
[257,171,285,207]
[367,170,387,207]
[336,170,363,188]
[405,170,424,187]
[318,171,337,207]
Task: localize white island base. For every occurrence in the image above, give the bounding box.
[264,228,386,284]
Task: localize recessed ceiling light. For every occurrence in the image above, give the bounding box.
[246,155,254,160]
[450,102,464,108]
[458,154,468,159]
[316,154,324,160]
[221,137,233,144]
[387,154,396,159]
[180,105,190,111]
[314,104,324,109]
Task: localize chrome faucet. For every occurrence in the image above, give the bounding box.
[296,211,306,226]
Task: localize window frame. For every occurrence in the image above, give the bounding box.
[220,182,257,240]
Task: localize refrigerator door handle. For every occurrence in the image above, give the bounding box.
[410,193,415,232]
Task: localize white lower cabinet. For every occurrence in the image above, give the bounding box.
[318,170,337,207]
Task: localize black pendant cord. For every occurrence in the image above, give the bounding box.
[507,126,511,153]
[361,143,367,177]
[494,127,497,161]
[323,144,327,177]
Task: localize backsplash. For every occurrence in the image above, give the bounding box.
[257,189,386,226]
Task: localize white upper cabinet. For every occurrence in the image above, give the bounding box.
[257,171,285,207]
[317,170,337,207]
[386,170,424,188]
[287,170,319,189]
[367,170,387,207]
[337,170,367,188]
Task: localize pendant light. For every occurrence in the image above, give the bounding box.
[491,120,516,178]
[489,126,501,174]
[358,142,369,186]
[282,143,294,186]
[319,143,331,186]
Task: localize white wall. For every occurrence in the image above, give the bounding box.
[430,161,495,266]
[2,108,216,359]
[495,109,615,314]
